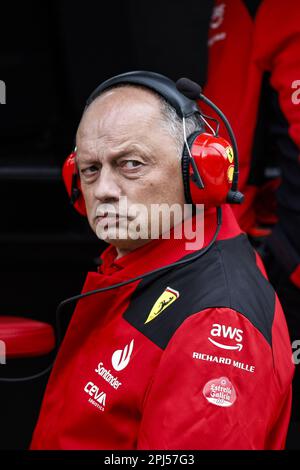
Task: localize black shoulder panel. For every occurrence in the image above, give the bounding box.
[123,235,275,349]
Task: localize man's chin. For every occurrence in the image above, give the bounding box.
[96,231,151,251]
[96,226,130,241]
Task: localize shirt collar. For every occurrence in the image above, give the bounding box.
[98,204,242,277]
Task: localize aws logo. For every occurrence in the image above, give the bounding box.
[208,323,243,351]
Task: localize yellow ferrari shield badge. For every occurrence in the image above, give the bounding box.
[144,287,180,324]
[226,146,234,163]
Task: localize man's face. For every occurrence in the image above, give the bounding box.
[76,86,186,256]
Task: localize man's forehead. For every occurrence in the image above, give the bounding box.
[77,87,163,142]
[89,84,162,109]
[81,86,161,123]
[76,140,154,165]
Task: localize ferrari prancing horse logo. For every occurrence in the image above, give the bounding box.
[144,287,180,324]
[226,146,234,163]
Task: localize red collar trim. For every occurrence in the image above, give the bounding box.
[99,205,242,277]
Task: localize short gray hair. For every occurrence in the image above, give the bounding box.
[158,95,202,159]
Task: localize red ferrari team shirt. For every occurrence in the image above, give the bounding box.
[30,205,294,449]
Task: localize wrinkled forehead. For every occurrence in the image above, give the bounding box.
[77,85,163,139]
[86,83,163,113]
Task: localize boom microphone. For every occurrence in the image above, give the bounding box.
[176,77,202,100]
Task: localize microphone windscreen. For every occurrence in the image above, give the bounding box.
[176,78,202,100]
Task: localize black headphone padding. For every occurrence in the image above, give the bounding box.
[181,131,202,205]
[86,71,200,118]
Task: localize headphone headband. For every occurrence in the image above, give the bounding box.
[86,71,200,118]
[63,70,244,213]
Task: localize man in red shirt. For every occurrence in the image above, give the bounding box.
[30,72,294,449]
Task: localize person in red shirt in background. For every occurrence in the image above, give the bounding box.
[204,0,300,441]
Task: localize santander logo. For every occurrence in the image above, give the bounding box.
[111,339,134,371]
[208,323,243,351]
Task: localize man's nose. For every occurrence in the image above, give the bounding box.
[94,165,122,202]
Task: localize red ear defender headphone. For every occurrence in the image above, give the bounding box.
[62,71,243,215]
[62,150,87,216]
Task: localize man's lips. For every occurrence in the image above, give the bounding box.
[96,213,116,220]
[95,213,129,224]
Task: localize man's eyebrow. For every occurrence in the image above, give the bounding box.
[112,143,151,158]
[77,144,152,164]
[114,147,151,160]
[76,153,99,165]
